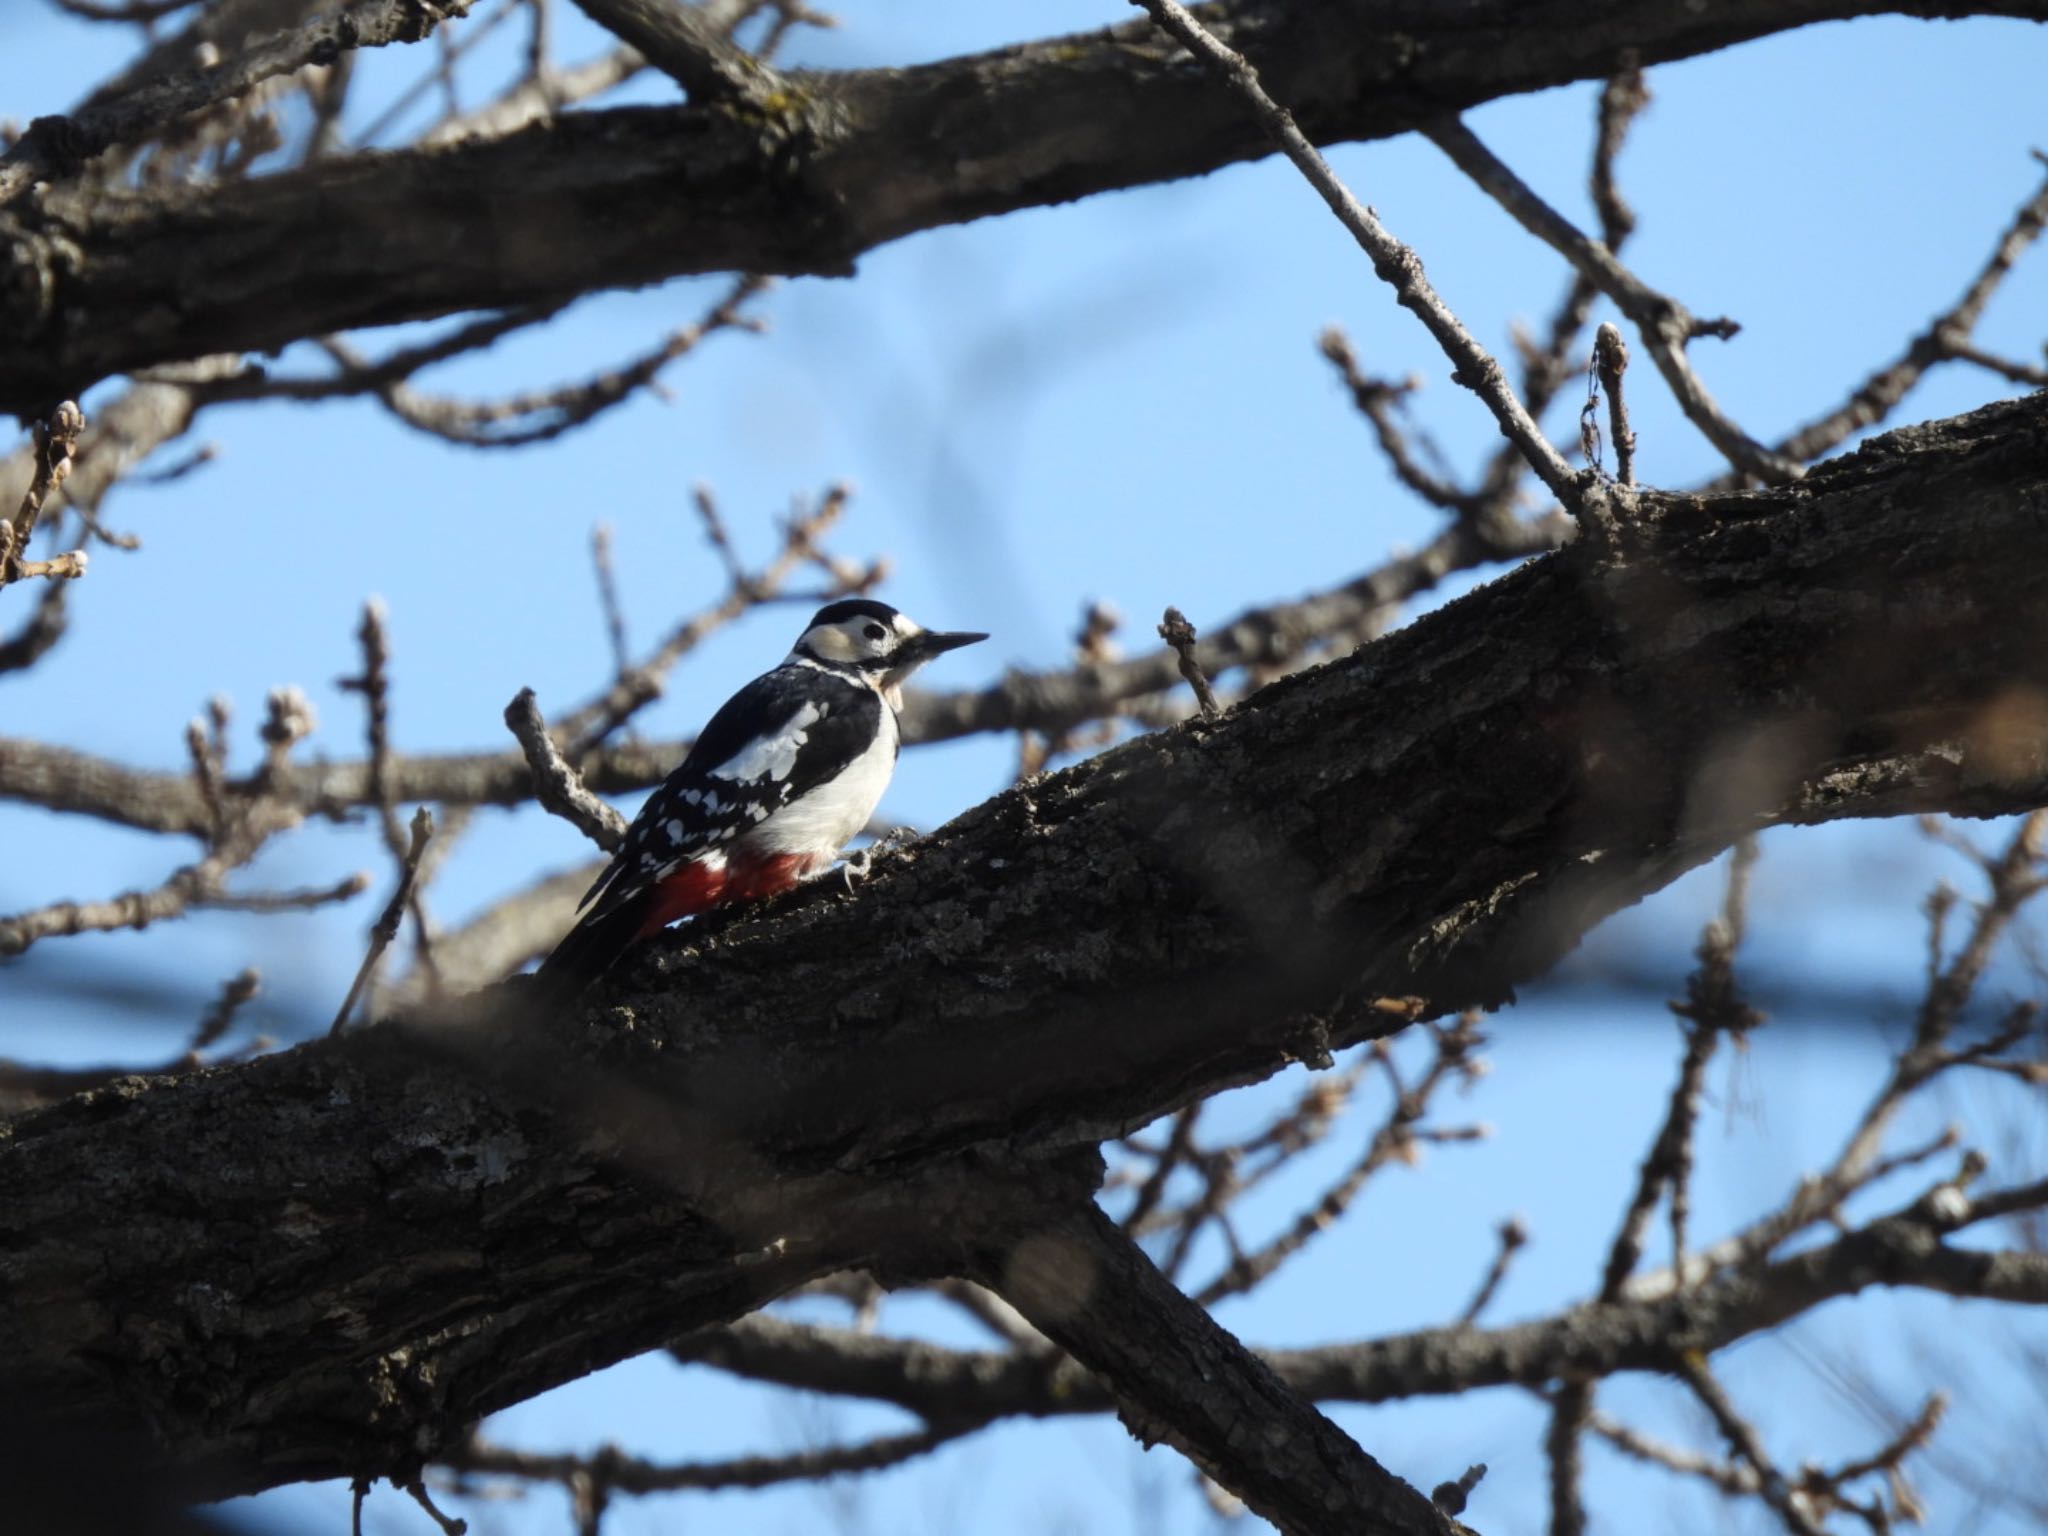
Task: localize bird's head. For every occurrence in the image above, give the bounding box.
[791,599,987,705]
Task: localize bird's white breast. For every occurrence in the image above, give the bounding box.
[740,703,898,861]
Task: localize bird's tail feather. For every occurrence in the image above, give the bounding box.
[533,890,654,995]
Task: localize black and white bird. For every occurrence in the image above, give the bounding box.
[536,598,985,988]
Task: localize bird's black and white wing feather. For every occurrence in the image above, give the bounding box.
[574,662,884,924]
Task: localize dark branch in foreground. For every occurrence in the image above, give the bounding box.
[2,397,2047,1499]
[9,0,2048,413]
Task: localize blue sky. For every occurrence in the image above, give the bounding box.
[4,4,2047,1533]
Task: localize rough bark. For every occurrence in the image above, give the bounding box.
[2,395,2046,1500]
[953,1196,1457,1536]
[5,0,2046,415]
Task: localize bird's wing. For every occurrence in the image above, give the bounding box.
[575,665,882,919]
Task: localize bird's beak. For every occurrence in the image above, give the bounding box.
[888,628,987,682]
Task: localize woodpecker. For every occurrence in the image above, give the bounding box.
[536,599,986,988]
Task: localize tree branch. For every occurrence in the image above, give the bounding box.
[0,0,475,209]
[954,1191,1455,1536]
[9,1,2046,413]
[567,0,777,105]
[4,396,2048,1496]
[1133,0,1580,506]
[678,1175,2048,1424]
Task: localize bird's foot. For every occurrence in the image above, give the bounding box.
[838,826,917,894]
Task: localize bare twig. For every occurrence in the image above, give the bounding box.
[1431,1463,1487,1518]
[184,716,227,846]
[392,860,601,998]
[192,967,263,1053]
[0,966,267,1110]
[1593,322,1635,486]
[504,688,629,850]
[401,1477,468,1536]
[1546,1381,1591,1536]
[1123,1105,1200,1236]
[1589,64,1649,248]
[1319,330,1473,513]
[1423,116,1800,484]
[1676,1353,1825,1536]
[339,597,407,857]
[1602,842,1761,1300]
[559,480,875,751]
[0,854,368,957]
[316,275,770,448]
[1130,0,1581,507]
[1458,1216,1529,1326]
[3,548,89,582]
[446,1421,964,1497]
[329,806,434,1036]
[1157,606,1220,720]
[0,518,1556,838]
[1749,156,2048,477]
[0,582,70,674]
[1624,815,2048,1299]
[1192,1017,1486,1306]
[50,0,206,21]
[420,44,642,146]
[1586,1409,1754,1496]
[0,0,476,205]
[353,0,525,146]
[2,403,87,591]
[591,521,631,678]
[567,0,782,106]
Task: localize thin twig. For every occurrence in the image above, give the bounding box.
[192,968,262,1053]
[1129,0,1581,507]
[0,861,369,956]
[1589,64,1649,248]
[446,1421,966,1495]
[1594,322,1635,486]
[568,0,783,106]
[1676,1353,1826,1536]
[1157,606,1220,720]
[504,688,628,849]
[318,275,770,447]
[2,403,87,591]
[1749,156,2048,478]
[1431,1462,1487,1517]
[401,1477,468,1536]
[1601,841,1761,1299]
[0,0,477,205]
[1319,329,1474,513]
[329,806,434,1036]
[1423,116,1801,484]
[1458,1216,1529,1326]
[1193,1017,1486,1306]
[591,521,631,677]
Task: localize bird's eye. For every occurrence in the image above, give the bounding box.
[863,623,887,642]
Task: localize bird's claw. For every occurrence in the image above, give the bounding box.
[839,827,916,894]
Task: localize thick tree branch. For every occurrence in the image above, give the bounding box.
[3,397,2047,1497]
[954,1193,1455,1536]
[7,1,2047,412]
